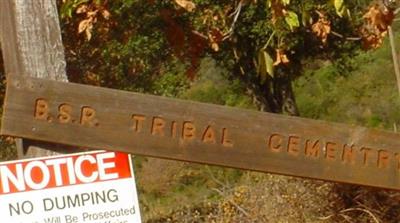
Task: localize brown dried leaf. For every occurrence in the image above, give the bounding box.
[363,5,389,31]
[187,31,207,79]
[208,28,223,52]
[84,71,100,86]
[85,26,93,41]
[160,9,185,56]
[87,9,99,17]
[78,18,91,33]
[165,23,185,57]
[78,18,94,41]
[273,49,289,66]
[211,42,219,52]
[101,9,111,20]
[361,5,394,49]
[76,4,88,14]
[269,0,285,24]
[5,136,15,144]
[311,12,331,44]
[174,0,193,12]
[174,0,196,12]
[363,4,394,32]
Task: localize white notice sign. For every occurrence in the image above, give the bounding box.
[0,150,142,223]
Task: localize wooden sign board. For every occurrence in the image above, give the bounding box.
[2,76,400,190]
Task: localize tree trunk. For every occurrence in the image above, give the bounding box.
[232,55,300,116]
[388,26,400,97]
[0,0,68,158]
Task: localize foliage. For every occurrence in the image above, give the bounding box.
[58,0,395,116]
[180,58,254,108]
[294,30,400,129]
[0,136,17,162]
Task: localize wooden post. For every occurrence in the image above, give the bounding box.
[388,26,400,98]
[0,0,68,158]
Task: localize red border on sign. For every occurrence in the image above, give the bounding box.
[0,151,133,194]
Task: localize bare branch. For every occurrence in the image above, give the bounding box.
[331,31,362,41]
[223,1,243,40]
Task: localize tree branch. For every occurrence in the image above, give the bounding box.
[331,31,362,41]
[223,1,243,40]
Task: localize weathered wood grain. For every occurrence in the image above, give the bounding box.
[0,0,68,158]
[3,76,400,190]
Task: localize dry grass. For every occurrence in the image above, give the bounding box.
[137,157,400,223]
[138,157,337,223]
[325,185,400,223]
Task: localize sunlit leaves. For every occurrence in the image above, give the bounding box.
[62,0,111,41]
[174,0,196,12]
[60,0,383,94]
[281,0,290,6]
[284,10,299,31]
[266,0,299,31]
[361,4,394,49]
[257,49,274,80]
[78,18,94,40]
[208,28,224,52]
[334,0,348,18]
[311,11,331,44]
[267,0,285,24]
[363,4,393,31]
[301,9,312,26]
[273,49,289,66]
[60,0,89,18]
[101,9,110,19]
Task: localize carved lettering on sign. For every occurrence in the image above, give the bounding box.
[342,144,356,164]
[395,153,400,170]
[202,126,216,144]
[305,139,320,158]
[152,117,166,136]
[268,133,283,152]
[265,133,400,170]
[378,150,390,169]
[128,114,234,147]
[221,128,233,147]
[30,98,400,173]
[58,103,72,123]
[80,106,98,127]
[33,99,99,127]
[131,114,146,132]
[287,135,300,156]
[34,99,49,121]
[361,147,373,166]
[325,142,337,161]
[182,121,196,141]
[7,76,400,191]
[171,121,177,138]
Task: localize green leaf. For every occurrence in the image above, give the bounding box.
[284,11,299,31]
[266,0,272,8]
[334,0,346,17]
[257,49,274,81]
[281,0,290,6]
